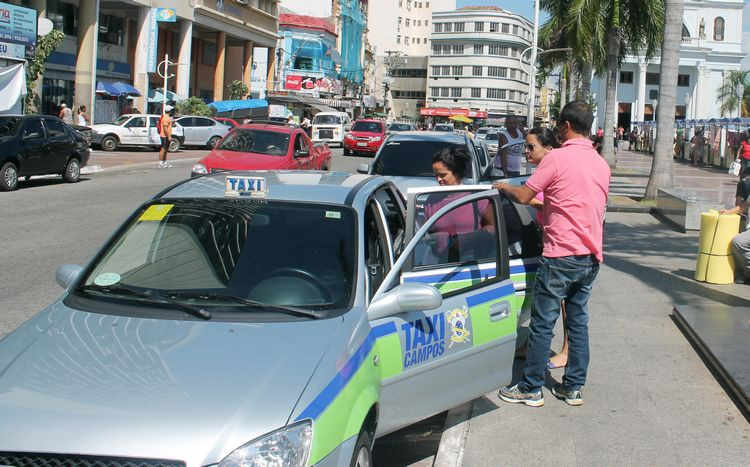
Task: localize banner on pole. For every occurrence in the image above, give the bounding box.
[146,8,158,73]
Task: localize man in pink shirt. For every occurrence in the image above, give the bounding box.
[493,101,610,407]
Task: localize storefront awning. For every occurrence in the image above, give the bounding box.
[113,82,141,97]
[96,81,121,96]
[210,99,268,113]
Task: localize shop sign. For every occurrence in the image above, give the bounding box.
[0,3,36,48]
[420,107,488,118]
[155,8,177,22]
[284,74,342,94]
[146,9,158,72]
[0,40,25,60]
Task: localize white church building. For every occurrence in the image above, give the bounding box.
[593,0,746,129]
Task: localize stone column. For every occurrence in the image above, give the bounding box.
[213,31,226,102]
[243,40,253,97]
[267,47,276,92]
[132,6,151,113]
[176,20,193,100]
[637,62,647,121]
[74,0,99,121]
[695,65,709,119]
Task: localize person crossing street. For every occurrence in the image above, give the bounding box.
[158,105,175,169]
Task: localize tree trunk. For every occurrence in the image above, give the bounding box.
[644,0,683,200]
[566,63,573,104]
[580,63,592,98]
[569,61,578,102]
[560,63,568,107]
[601,26,620,168]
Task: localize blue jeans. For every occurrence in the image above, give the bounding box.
[518,255,600,392]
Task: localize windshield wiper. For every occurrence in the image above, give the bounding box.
[163,291,321,319]
[77,284,212,320]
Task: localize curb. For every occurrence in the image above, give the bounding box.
[433,401,473,467]
[80,164,103,174]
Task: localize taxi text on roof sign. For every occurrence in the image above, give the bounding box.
[225,176,268,198]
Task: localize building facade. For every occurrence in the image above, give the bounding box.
[592,0,745,128]
[425,6,532,122]
[14,0,279,122]
[277,13,340,94]
[365,0,455,119]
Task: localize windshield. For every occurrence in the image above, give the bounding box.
[112,116,130,126]
[372,141,468,177]
[388,124,412,131]
[476,128,489,135]
[352,121,382,133]
[485,133,499,141]
[313,115,341,125]
[217,129,290,156]
[0,117,22,136]
[77,199,356,314]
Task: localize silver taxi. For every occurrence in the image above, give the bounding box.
[0,172,540,466]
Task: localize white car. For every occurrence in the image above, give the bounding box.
[174,116,231,148]
[311,111,351,147]
[90,114,184,152]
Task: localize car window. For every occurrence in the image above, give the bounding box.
[78,199,357,313]
[113,116,129,126]
[365,202,389,300]
[45,119,66,137]
[434,125,453,132]
[373,187,406,258]
[313,115,341,125]
[294,133,309,152]
[149,117,159,128]
[475,143,489,168]
[352,121,382,133]
[500,197,541,259]
[195,118,214,127]
[125,117,147,128]
[217,129,290,156]
[388,124,411,131]
[177,117,194,127]
[22,119,45,139]
[372,141,467,177]
[0,116,22,136]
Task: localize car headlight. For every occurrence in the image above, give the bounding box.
[191,163,208,175]
[370,136,381,142]
[218,420,313,467]
[344,133,354,140]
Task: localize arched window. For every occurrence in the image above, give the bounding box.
[714,17,725,41]
[682,24,690,39]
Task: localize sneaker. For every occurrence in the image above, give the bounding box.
[498,384,544,407]
[158,162,173,168]
[551,383,583,406]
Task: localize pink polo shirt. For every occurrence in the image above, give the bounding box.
[524,138,610,262]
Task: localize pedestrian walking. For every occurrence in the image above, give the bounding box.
[736,134,750,178]
[300,113,312,137]
[629,129,637,150]
[158,105,175,168]
[59,101,73,124]
[76,105,88,126]
[492,101,611,407]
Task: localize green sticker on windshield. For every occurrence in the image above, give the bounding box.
[325,211,341,219]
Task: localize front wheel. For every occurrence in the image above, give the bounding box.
[168,138,181,152]
[349,429,372,467]
[63,158,81,183]
[0,162,19,191]
[343,147,351,156]
[100,135,118,151]
[207,136,222,149]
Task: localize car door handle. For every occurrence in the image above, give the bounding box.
[489,300,511,322]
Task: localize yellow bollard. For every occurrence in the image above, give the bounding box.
[696,210,741,284]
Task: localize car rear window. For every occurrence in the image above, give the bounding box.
[352,121,382,133]
[0,116,22,136]
[217,129,290,156]
[388,124,412,131]
[372,141,468,177]
[313,115,341,125]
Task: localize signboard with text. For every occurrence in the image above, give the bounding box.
[420,108,488,118]
[0,2,36,48]
[284,75,342,94]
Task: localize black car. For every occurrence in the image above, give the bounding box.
[0,115,90,191]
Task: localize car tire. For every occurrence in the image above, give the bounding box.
[344,148,351,156]
[349,429,373,467]
[0,161,18,191]
[63,158,81,183]
[208,136,221,149]
[100,135,118,151]
[169,138,181,152]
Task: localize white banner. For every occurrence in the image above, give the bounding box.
[0,62,25,114]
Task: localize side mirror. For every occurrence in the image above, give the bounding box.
[56,264,83,290]
[295,149,310,158]
[368,283,442,321]
[357,163,370,174]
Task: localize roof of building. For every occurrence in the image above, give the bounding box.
[458,6,507,12]
[279,13,337,36]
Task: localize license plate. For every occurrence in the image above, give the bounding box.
[357,142,368,147]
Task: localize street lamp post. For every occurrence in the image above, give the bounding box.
[651,98,658,153]
[735,82,745,119]
[527,0,540,128]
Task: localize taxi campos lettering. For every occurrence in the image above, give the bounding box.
[400,306,471,368]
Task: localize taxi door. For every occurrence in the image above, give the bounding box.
[370,186,518,436]
[122,116,148,144]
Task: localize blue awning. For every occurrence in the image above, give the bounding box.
[96,81,121,96]
[209,99,268,113]
[113,82,141,97]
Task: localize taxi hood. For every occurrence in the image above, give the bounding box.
[90,123,121,134]
[0,303,341,465]
[199,149,289,170]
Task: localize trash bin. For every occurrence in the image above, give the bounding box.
[696,210,740,284]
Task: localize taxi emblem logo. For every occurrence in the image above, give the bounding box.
[446,307,470,347]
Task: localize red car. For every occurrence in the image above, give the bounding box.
[214,117,240,128]
[191,123,332,177]
[343,119,386,156]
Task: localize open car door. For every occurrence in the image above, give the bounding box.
[369,185,519,436]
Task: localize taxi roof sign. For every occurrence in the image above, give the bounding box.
[225,176,268,198]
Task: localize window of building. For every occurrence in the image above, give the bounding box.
[48,0,78,36]
[440,87,449,97]
[471,88,481,98]
[509,90,516,100]
[488,66,500,77]
[442,65,451,75]
[500,67,508,77]
[501,23,509,33]
[487,88,506,99]
[430,87,439,97]
[489,22,498,32]
[646,72,660,85]
[472,65,483,76]
[426,1,429,6]
[452,65,463,75]
[452,44,464,54]
[415,38,420,44]
[405,36,410,45]
[475,21,484,32]
[426,20,429,26]
[442,44,451,54]
[510,69,517,79]
[434,22,442,32]
[399,0,403,6]
[454,22,465,32]
[513,25,519,35]
[432,44,441,54]
[444,22,452,32]
[294,56,313,70]
[397,35,402,44]
[677,74,690,87]
[393,68,427,78]
[474,44,483,54]
[392,90,427,99]
[451,87,462,97]
[714,17,724,41]
[619,71,634,84]
[417,20,421,26]
[511,47,518,57]
[202,42,217,66]
[405,18,410,27]
[432,65,441,75]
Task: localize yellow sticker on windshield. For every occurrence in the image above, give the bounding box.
[139,204,174,221]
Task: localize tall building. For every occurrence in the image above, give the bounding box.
[592,0,745,128]
[366,0,455,119]
[425,6,533,122]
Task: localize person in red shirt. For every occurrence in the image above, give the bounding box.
[493,101,611,407]
[736,133,750,178]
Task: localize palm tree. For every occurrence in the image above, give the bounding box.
[644,0,684,201]
[717,70,750,117]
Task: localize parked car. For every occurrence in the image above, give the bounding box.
[343,119,386,156]
[433,123,454,132]
[174,116,232,148]
[191,123,332,177]
[474,126,495,141]
[90,114,184,152]
[311,111,351,148]
[0,171,539,466]
[484,131,500,157]
[0,115,90,191]
[387,122,416,133]
[214,117,240,129]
